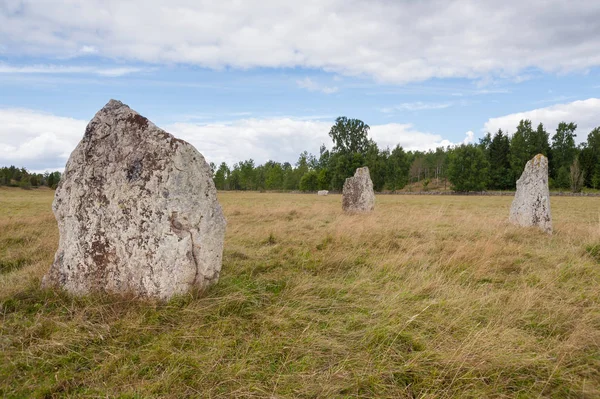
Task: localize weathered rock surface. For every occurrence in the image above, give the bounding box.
[342,167,375,213]
[42,100,227,299]
[317,190,329,196]
[509,154,552,234]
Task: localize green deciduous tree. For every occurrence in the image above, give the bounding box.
[299,170,319,192]
[328,117,371,155]
[550,122,578,187]
[264,161,284,190]
[364,142,386,191]
[238,159,256,190]
[386,145,410,191]
[448,144,490,192]
[213,162,230,190]
[329,151,365,191]
[326,117,373,190]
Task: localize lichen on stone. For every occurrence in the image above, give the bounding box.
[342,167,375,213]
[42,99,227,300]
[509,154,552,234]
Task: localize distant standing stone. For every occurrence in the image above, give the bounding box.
[42,99,227,300]
[509,154,552,234]
[342,167,375,213]
[318,190,329,196]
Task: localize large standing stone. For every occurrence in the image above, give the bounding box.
[342,167,375,213]
[42,100,227,300]
[509,154,552,234]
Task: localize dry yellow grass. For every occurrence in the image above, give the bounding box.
[1,187,599,398]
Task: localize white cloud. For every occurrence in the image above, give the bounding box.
[80,45,98,54]
[2,1,600,83]
[463,131,475,144]
[296,77,338,94]
[95,68,144,77]
[369,123,454,151]
[170,121,474,165]
[451,88,511,97]
[474,89,511,95]
[0,109,87,171]
[166,118,332,166]
[381,102,452,113]
[0,107,471,171]
[483,98,600,142]
[0,63,144,77]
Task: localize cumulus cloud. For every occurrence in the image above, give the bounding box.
[0,63,144,77]
[369,125,477,151]
[296,77,338,94]
[169,121,476,165]
[0,109,86,171]
[2,1,600,83]
[166,118,332,166]
[368,124,450,151]
[1,108,473,171]
[170,120,476,166]
[463,131,475,144]
[483,98,600,142]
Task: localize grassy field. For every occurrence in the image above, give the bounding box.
[1,187,600,398]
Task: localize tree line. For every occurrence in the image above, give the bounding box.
[211,117,600,193]
[3,117,598,193]
[0,166,61,189]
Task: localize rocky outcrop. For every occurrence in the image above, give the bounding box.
[342,167,375,213]
[42,100,226,300]
[509,154,552,234]
[317,190,329,196]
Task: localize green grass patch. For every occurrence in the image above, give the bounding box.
[1,189,600,397]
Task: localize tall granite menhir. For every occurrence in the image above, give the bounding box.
[509,154,552,234]
[42,100,227,300]
[342,167,375,213]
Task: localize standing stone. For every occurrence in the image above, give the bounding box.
[509,154,552,234]
[317,190,329,196]
[342,167,375,213]
[42,100,227,300]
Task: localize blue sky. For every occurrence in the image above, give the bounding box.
[2,0,600,171]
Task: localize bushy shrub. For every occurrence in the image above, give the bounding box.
[19,180,31,190]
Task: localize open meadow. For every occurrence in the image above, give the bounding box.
[1,187,600,398]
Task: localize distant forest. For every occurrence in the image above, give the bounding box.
[210,117,599,193]
[3,117,599,193]
[0,166,61,189]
